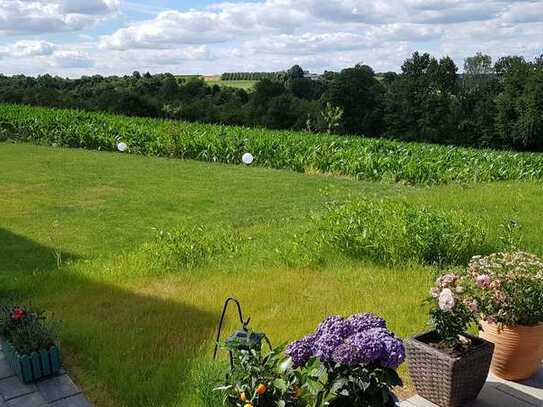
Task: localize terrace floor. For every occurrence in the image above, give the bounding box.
[0,342,92,407]
[401,367,543,407]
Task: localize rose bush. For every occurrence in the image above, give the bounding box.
[428,273,479,347]
[463,251,543,326]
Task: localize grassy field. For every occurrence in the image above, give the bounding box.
[204,78,258,90]
[1,142,542,406]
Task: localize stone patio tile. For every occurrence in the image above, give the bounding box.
[48,394,92,407]
[36,375,80,403]
[495,383,542,407]
[486,367,543,404]
[0,377,36,401]
[0,357,14,380]
[5,392,47,407]
[403,382,533,407]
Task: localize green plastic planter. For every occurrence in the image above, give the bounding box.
[1,338,61,383]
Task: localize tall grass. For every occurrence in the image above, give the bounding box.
[300,199,491,266]
[2,104,543,185]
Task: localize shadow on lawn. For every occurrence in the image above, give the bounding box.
[0,228,79,274]
[0,230,217,407]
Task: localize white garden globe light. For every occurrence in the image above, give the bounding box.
[242,152,254,165]
[117,142,128,152]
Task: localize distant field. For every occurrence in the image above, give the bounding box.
[204,78,258,90]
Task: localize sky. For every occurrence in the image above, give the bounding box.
[0,0,542,77]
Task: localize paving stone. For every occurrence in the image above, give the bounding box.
[405,382,537,407]
[0,358,14,380]
[36,375,80,403]
[49,394,92,407]
[5,392,47,407]
[496,383,542,407]
[519,367,543,390]
[0,377,36,401]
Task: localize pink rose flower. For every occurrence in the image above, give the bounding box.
[476,274,491,288]
[467,299,479,313]
[438,288,455,312]
[430,287,440,298]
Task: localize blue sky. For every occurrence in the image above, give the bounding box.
[0,0,542,77]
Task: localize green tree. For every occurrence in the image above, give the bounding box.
[287,65,305,80]
[323,64,384,136]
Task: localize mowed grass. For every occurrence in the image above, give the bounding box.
[1,143,542,406]
[204,79,258,90]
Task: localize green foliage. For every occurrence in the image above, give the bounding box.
[300,358,402,407]
[215,345,308,407]
[323,64,384,136]
[2,104,543,185]
[320,103,343,134]
[317,199,489,266]
[495,59,543,150]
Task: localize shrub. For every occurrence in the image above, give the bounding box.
[318,199,488,266]
[285,313,404,407]
[461,252,543,326]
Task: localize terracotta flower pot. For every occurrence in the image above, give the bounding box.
[479,320,543,381]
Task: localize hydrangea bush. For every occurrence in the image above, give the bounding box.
[286,313,404,407]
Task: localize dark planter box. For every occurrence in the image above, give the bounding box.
[1,338,61,383]
[405,331,494,407]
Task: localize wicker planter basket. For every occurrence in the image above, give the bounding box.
[405,331,494,407]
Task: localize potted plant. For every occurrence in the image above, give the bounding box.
[464,252,543,380]
[285,313,405,406]
[405,273,494,407]
[215,342,310,407]
[0,306,61,383]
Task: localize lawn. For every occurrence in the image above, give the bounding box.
[204,79,258,90]
[1,142,542,407]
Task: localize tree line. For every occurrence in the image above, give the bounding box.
[221,72,286,81]
[1,52,542,151]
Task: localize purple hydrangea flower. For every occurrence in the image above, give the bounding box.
[347,313,387,332]
[345,332,385,364]
[286,334,315,368]
[316,315,353,338]
[286,313,405,371]
[380,335,406,368]
[332,342,360,366]
[314,332,344,362]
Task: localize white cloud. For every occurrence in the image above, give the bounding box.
[1,0,542,76]
[12,40,56,57]
[52,50,95,68]
[62,0,119,15]
[0,0,118,34]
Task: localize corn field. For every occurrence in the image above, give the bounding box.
[1,104,542,185]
